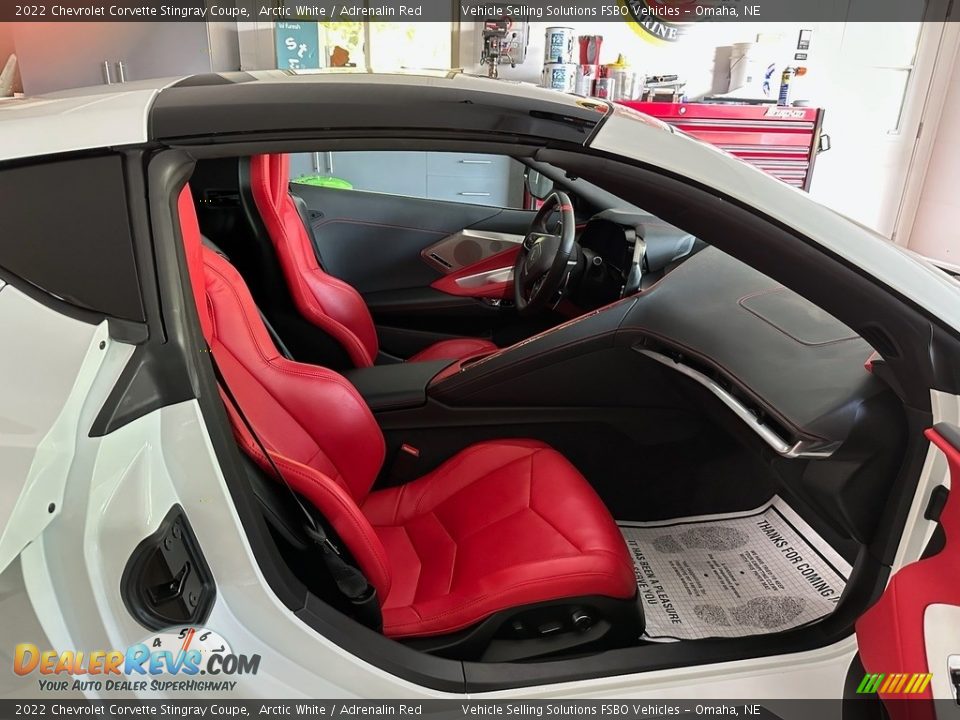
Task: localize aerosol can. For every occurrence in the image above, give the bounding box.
[778,66,807,106]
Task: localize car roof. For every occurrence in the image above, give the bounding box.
[0,71,608,163]
[0,77,183,162]
[150,70,610,145]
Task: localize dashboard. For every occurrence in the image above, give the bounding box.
[573,210,703,307]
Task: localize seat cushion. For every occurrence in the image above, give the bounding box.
[361,439,636,638]
[407,337,497,364]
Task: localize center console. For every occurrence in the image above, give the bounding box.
[342,359,452,412]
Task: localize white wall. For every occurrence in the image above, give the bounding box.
[906,41,960,263]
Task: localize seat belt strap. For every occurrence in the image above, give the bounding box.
[207,347,381,631]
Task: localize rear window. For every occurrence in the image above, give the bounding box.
[0,155,143,321]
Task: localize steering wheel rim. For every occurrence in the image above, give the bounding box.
[513,190,577,315]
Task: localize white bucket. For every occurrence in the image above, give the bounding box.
[541,63,577,93]
[729,41,759,92]
[544,27,576,64]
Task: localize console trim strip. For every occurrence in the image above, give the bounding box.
[636,348,840,459]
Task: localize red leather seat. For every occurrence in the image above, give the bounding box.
[249,154,497,368]
[178,186,637,638]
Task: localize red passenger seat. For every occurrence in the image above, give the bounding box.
[178,186,637,639]
[249,154,497,367]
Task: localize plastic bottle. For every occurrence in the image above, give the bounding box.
[778,66,807,106]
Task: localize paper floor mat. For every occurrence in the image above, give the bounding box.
[619,497,852,641]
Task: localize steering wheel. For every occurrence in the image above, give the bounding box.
[513,190,577,315]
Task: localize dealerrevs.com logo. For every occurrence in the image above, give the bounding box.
[13,627,260,693]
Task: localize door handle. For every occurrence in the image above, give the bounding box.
[460,159,492,164]
[459,192,491,197]
[147,562,191,606]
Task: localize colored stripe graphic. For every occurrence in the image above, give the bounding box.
[857,673,932,694]
[857,673,885,693]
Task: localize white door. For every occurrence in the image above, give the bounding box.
[0,284,122,575]
[808,6,949,238]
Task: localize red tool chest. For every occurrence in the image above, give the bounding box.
[618,101,827,191]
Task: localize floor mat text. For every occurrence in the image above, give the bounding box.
[619,497,851,641]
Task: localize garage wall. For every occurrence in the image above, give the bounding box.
[11,22,239,95]
[905,40,960,264]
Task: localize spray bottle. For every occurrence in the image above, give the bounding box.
[778,66,807,106]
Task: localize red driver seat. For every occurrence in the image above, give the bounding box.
[177,186,638,640]
[249,154,497,367]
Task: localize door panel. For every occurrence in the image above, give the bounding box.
[856,422,960,710]
[292,184,533,295]
[421,229,523,274]
[430,246,520,300]
[0,285,122,575]
[291,184,538,357]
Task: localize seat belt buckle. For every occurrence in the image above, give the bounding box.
[388,443,421,484]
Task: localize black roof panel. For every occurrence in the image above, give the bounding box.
[150,71,610,146]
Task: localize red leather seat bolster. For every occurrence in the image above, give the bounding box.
[249,154,379,368]
[227,404,392,600]
[202,249,386,501]
[362,440,637,638]
[407,337,498,364]
[178,187,214,341]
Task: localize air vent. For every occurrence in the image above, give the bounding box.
[429,253,453,270]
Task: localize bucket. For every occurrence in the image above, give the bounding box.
[729,41,759,92]
[544,27,576,64]
[541,62,577,93]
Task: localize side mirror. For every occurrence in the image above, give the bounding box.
[525,169,554,200]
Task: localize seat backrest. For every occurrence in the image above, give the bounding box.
[249,154,379,368]
[177,186,391,597]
